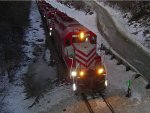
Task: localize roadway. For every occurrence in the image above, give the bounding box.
[90,1,150,82]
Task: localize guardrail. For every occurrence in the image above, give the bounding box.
[99,44,150,89]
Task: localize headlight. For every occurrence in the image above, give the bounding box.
[79,71,84,77]
[50,28,52,31]
[105,80,108,87]
[80,32,84,39]
[97,67,104,75]
[71,71,77,77]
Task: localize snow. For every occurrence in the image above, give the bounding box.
[44,49,51,63]
[104,54,150,101]
[23,1,45,59]
[3,1,52,113]
[2,1,150,113]
[4,84,75,113]
[94,1,150,55]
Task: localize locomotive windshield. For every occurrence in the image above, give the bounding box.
[72,36,96,44]
[71,32,96,44]
[72,37,86,43]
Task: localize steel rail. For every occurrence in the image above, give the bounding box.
[100,93,116,113]
[81,93,95,113]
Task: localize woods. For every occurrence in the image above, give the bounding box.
[0,1,31,81]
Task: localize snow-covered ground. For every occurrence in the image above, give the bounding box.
[2,1,150,113]
[23,2,45,59]
[3,1,56,113]
[95,0,150,54]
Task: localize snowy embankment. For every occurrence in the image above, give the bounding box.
[3,1,49,113]
[3,2,79,113]
[94,0,150,55]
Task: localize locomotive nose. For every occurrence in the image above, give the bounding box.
[74,43,96,69]
[86,69,95,77]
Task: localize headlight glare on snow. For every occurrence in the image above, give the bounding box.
[49,32,52,36]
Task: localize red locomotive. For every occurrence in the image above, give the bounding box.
[37,0,107,93]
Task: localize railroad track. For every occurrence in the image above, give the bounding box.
[99,93,115,113]
[81,93,115,113]
[81,93,95,113]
